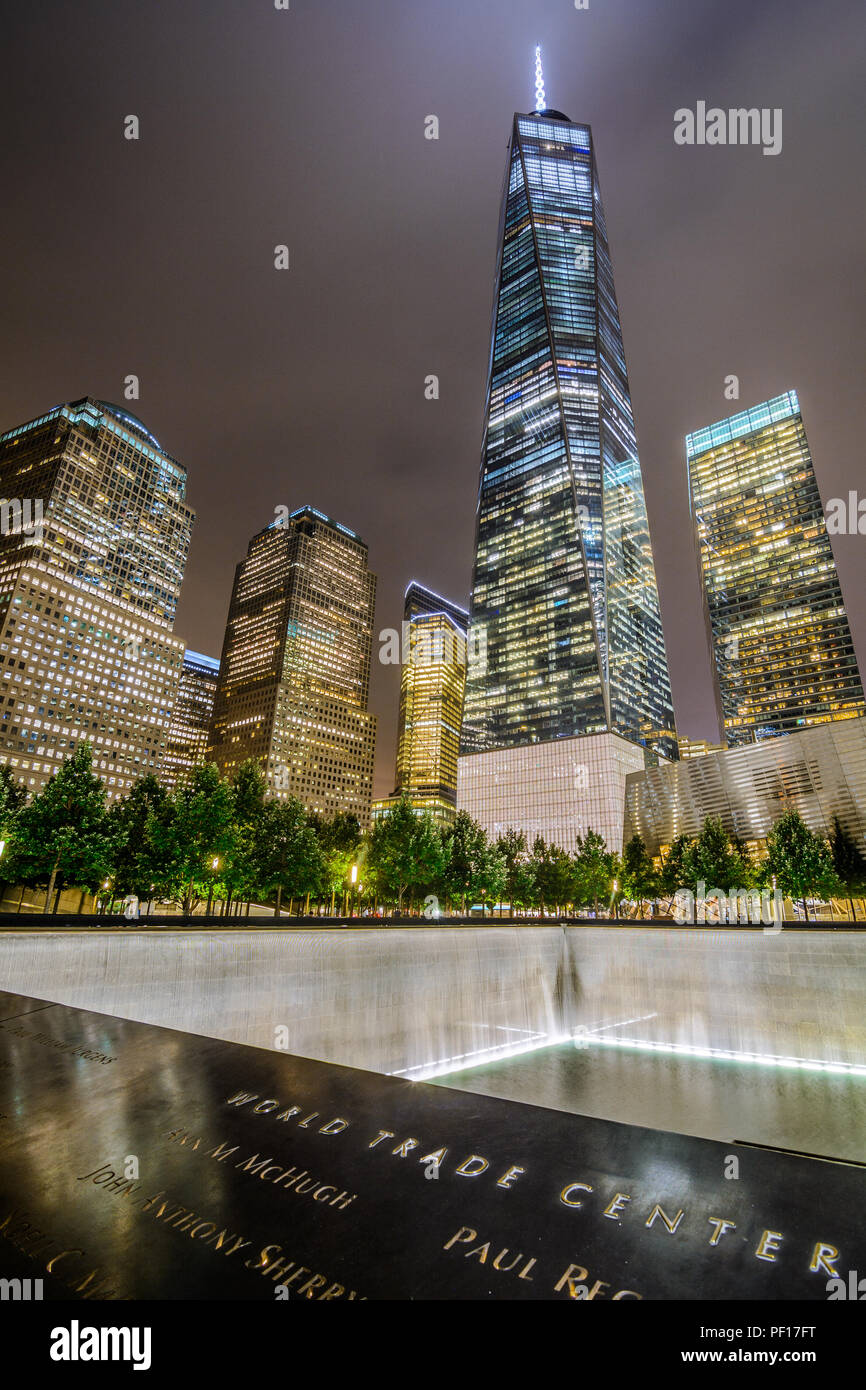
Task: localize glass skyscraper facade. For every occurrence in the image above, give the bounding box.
[687,391,865,746]
[0,398,193,795]
[461,105,677,762]
[161,649,220,788]
[374,582,469,825]
[209,507,377,823]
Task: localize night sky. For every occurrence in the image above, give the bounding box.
[2,0,864,797]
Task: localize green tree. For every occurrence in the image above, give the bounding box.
[659,833,695,898]
[530,840,572,915]
[829,816,866,922]
[0,765,27,835]
[309,811,363,914]
[684,817,752,897]
[763,810,840,922]
[529,837,552,914]
[442,810,493,914]
[550,846,575,914]
[148,763,235,915]
[257,798,326,915]
[477,842,508,916]
[0,766,28,905]
[5,743,113,910]
[495,829,534,914]
[106,774,167,900]
[621,834,658,917]
[369,797,445,912]
[573,830,616,916]
[310,810,363,856]
[232,759,268,823]
[223,761,268,914]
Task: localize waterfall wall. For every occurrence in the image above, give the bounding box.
[0,926,862,1076]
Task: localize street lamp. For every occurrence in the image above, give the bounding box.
[344,863,359,917]
[206,857,220,918]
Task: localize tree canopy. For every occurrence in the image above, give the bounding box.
[0,749,857,924]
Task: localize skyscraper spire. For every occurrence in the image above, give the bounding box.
[534,45,546,112]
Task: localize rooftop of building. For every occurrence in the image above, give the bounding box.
[686,390,801,459]
[0,396,184,474]
[405,581,469,629]
[265,504,365,547]
[183,650,220,675]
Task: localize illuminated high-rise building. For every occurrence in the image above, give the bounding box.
[458,59,676,853]
[688,391,866,747]
[677,734,727,761]
[209,507,377,823]
[373,582,469,825]
[161,649,220,787]
[0,397,193,795]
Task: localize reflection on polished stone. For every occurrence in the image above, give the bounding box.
[1,992,864,1301]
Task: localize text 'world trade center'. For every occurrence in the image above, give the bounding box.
[458,58,677,853]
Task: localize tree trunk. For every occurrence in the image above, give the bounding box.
[77,889,87,914]
[45,854,61,912]
[274,885,282,918]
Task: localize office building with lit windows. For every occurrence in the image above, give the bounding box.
[373,582,469,826]
[688,391,866,747]
[209,507,377,823]
[677,735,728,761]
[161,649,220,787]
[0,398,193,796]
[458,68,677,853]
